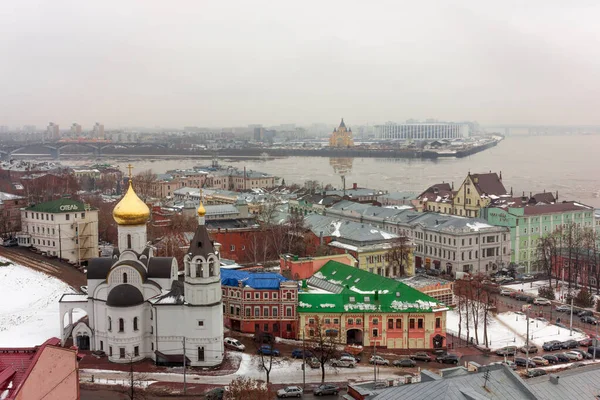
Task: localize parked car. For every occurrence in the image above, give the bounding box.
[588,346,600,357]
[500,289,513,296]
[436,354,460,364]
[564,351,583,361]
[257,345,279,356]
[224,337,245,351]
[526,296,536,304]
[313,384,340,396]
[254,332,275,343]
[556,305,571,313]
[496,346,518,356]
[578,310,593,317]
[581,316,598,325]
[570,349,592,360]
[542,341,562,351]
[277,386,303,398]
[393,358,416,368]
[410,352,432,362]
[531,356,549,366]
[561,339,579,349]
[514,357,536,368]
[519,344,538,354]
[500,360,517,370]
[509,291,519,298]
[330,357,356,368]
[527,369,548,378]
[369,355,390,366]
[306,357,320,369]
[2,238,17,247]
[542,355,559,364]
[534,298,552,306]
[554,353,571,363]
[292,349,313,359]
[515,293,530,301]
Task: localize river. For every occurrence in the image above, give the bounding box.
[61,135,600,208]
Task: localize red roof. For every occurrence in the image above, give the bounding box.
[0,337,61,399]
[523,201,592,216]
[470,172,507,196]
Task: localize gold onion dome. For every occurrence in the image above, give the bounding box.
[197,201,206,217]
[113,181,150,225]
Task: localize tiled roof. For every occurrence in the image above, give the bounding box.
[417,183,453,202]
[522,201,592,215]
[298,261,442,314]
[0,337,64,399]
[470,172,507,196]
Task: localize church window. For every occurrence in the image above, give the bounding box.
[119,348,125,359]
[119,318,124,332]
[209,263,214,277]
[198,347,205,361]
[100,341,103,350]
[127,234,132,249]
[108,317,112,331]
[151,342,154,351]
[198,320,204,327]
[109,346,113,357]
[133,317,138,331]
[150,310,153,320]
[134,346,139,357]
[150,326,153,334]
[197,264,203,278]
[123,272,128,283]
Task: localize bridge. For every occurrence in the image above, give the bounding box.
[482,124,600,136]
[0,141,168,160]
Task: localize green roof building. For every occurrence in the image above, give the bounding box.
[298,261,448,350]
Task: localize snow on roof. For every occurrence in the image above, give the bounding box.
[466,221,493,231]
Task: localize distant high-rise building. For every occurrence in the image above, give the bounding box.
[46,123,60,141]
[93,123,105,139]
[71,123,82,137]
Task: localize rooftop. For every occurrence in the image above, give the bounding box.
[25,198,95,213]
[298,261,443,314]
[221,269,290,290]
[303,213,398,244]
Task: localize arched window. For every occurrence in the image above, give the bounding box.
[122,272,128,283]
[119,318,124,332]
[209,260,215,277]
[127,234,132,249]
[108,317,112,331]
[133,317,138,331]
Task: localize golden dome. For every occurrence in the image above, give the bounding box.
[113,181,150,225]
[197,201,206,217]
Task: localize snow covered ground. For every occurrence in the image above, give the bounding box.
[504,280,572,302]
[446,310,526,350]
[496,312,586,346]
[0,258,81,347]
[446,309,589,350]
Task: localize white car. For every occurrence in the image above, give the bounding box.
[500,289,513,296]
[534,298,552,306]
[277,386,303,398]
[330,356,356,368]
[565,351,583,361]
[224,337,245,351]
[369,355,390,365]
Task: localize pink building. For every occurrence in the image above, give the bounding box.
[0,337,80,400]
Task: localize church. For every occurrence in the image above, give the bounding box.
[329,118,354,148]
[59,173,224,366]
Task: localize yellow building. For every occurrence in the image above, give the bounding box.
[329,118,354,148]
[329,241,415,278]
[453,172,507,217]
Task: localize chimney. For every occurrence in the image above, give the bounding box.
[556,190,559,201]
[499,170,502,181]
[452,181,454,190]
[549,375,560,385]
[353,183,357,190]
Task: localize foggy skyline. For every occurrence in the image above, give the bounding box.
[1,0,599,128]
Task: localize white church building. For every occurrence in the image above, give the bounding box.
[59,176,224,366]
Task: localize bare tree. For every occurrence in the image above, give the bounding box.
[385,236,411,277]
[119,354,149,400]
[253,333,279,385]
[307,316,341,383]
[224,377,276,400]
[132,170,157,201]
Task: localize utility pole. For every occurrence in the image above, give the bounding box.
[595,321,599,361]
[525,307,530,376]
[302,329,306,390]
[569,297,574,336]
[183,337,187,394]
[373,340,377,383]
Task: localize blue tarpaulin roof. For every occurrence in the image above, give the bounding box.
[221,269,290,290]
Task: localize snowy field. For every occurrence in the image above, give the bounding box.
[0,258,81,347]
[446,310,526,350]
[504,280,572,302]
[496,312,586,346]
[446,310,589,350]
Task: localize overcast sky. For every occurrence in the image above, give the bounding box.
[0,0,598,129]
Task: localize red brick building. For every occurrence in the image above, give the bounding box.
[221,269,298,339]
[0,192,25,236]
[209,226,264,263]
[552,251,599,293]
[280,253,356,280]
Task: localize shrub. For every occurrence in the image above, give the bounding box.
[538,286,555,300]
[574,288,594,308]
